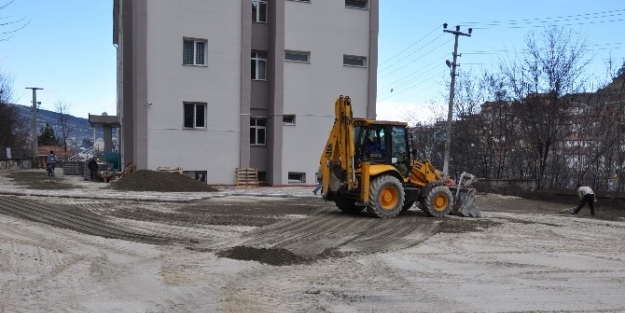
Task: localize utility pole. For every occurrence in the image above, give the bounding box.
[442,24,471,176]
[25,87,43,162]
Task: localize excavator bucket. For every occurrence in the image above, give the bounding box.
[449,172,482,218]
[451,187,481,217]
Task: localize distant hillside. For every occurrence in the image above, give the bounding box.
[15,104,106,149]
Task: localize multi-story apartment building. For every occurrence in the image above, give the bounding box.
[113,0,378,185]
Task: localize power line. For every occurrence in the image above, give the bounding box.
[378,24,441,66]
[377,66,447,102]
[377,57,447,97]
[378,36,452,79]
[460,8,625,27]
[378,33,447,74]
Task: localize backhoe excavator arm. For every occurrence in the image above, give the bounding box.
[319,96,357,198]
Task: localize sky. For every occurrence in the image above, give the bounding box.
[0,0,623,122]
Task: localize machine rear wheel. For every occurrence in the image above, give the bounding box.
[335,197,364,214]
[366,175,404,218]
[420,185,453,217]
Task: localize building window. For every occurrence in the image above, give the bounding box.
[250,117,267,145]
[288,172,306,183]
[183,39,207,65]
[183,170,207,183]
[251,51,267,80]
[283,115,296,125]
[183,102,206,129]
[343,55,367,67]
[285,50,310,63]
[252,0,268,23]
[345,0,368,9]
[257,171,267,183]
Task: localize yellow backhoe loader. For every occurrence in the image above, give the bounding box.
[319,95,480,218]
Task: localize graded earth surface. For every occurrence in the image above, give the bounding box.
[0,170,624,312]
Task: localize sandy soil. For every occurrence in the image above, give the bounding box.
[0,171,624,312]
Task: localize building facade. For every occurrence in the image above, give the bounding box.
[113,0,378,185]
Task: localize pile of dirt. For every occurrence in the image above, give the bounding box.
[110,170,218,192]
[217,246,310,266]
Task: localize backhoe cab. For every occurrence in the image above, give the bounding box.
[320,96,476,218]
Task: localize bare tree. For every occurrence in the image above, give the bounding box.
[55,100,73,152]
[0,0,29,41]
[0,70,28,151]
[500,26,592,189]
[448,69,486,177]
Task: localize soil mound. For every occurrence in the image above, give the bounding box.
[217,246,310,266]
[110,170,218,192]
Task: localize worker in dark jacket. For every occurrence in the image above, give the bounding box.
[572,183,595,216]
[88,158,99,181]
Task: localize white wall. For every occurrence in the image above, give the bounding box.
[283,1,371,184]
[145,0,242,184]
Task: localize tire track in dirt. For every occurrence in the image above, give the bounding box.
[216,207,441,258]
[1,196,443,261]
[69,202,252,244]
[0,197,168,245]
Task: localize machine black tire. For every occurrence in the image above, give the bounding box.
[366,175,405,218]
[401,200,415,212]
[419,185,453,217]
[335,197,364,214]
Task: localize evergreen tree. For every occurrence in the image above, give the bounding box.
[37,123,59,146]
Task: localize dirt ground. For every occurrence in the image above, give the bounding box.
[0,170,624,312]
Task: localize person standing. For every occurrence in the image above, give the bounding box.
[47,150,57,177]
[88,158,99,181]
[313,167,323,195]
[572,183,596,216]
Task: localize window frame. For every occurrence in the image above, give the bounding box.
[285,50,311,63]
[252,0,268,23]
[345,0,368,9]
[183,102,207,129]
[250,117,267,146]
[343,54,367,67]
[251,50,268,80]
[182,38,207,66]
[283,115,296,125]
[288,172,306,184]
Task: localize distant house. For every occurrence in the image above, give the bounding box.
[37,146,73,159]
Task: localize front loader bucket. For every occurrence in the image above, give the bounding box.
[451,187,482,218]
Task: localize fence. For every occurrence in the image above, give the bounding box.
[476,178,625,209]
[475,179,538,196]
[0,146,32,161]
[0,159,31,171]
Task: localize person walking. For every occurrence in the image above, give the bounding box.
[47,150,57,177]
[572,183,596,216]
[88,158,99,181]
[313,167,323,195]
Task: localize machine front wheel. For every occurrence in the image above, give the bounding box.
[420,185,453,217]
